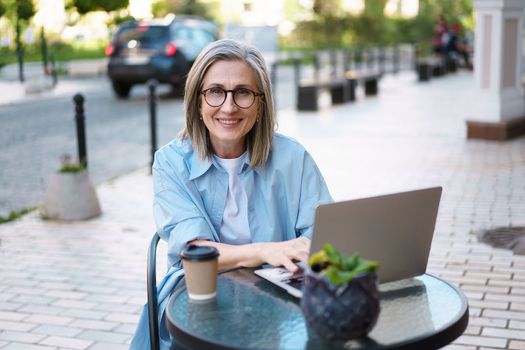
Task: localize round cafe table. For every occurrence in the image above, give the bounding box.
[166,268,468,350]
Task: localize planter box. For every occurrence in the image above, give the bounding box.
[42,170,101,220]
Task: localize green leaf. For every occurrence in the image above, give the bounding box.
[308,243,379,286]
[323,243,342,267]
[341,253,359,271]
[326,266,358,286]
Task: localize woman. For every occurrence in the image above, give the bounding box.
[131,39,332,349]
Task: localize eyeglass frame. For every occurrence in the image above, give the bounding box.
[200,87,264,109]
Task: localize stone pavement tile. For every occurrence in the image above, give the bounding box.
[0,330,47,343]
[455,334,508,348]
[17,304,66,316]
[50,300,97,310]
[58,308,108,321]
[68,319,118,331]
[0,320,38,332]
[113,323,136,335]
[509,340,525,350]
[483,309,525,322]
[87,343,130,350]
[482,327,525,341]
[0,343,57,350]
[0,302,22,312]
[103,312,139,324]
[23,314,74,326]
[510,320,525,330]
[442,345,476,350]
[92,302,142,313]
[32,325,84,337]
[76,330,129,343]
[39,335,93,350]
[0,311,30,322]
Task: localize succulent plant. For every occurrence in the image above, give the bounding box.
[302,244,380,340]
[308,243,379,285]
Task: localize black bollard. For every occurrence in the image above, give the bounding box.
[148,79,158,173]
[50,53,58,86]
[41,27,48,75]
[73,94,88,167]
[16,20,24,83]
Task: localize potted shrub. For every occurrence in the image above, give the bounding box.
[42,155,101,220]
[301,243,380,340]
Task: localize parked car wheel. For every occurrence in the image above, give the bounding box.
[112,81,132,98]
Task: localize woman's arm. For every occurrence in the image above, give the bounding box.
[192,236,310,272]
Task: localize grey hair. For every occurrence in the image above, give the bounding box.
[180,38,276,168]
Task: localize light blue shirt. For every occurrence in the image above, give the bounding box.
[153,132,333,269]
[130,132,332,349]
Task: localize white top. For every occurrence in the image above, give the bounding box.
[214,153,251,245]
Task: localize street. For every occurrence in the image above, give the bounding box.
[0,68,296,216]
[0,77,187,216]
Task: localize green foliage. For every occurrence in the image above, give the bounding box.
[69,0,128,14]
[0,207,34,224]
[152,0,215,20]
[308,243,379,286]
[284,0,473,50]
[0,1,6,18]
[0,0,34,22]
[58,154,86,173]
[0,41,106,65]
[59,163,86,173]
[16,0,34,20]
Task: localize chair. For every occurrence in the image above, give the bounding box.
[148,232,161,350]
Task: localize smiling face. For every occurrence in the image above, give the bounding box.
[200,59,261,159]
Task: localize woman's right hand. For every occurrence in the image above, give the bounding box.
[255,236,311,272]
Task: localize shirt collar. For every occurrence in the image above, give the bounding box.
[188,148,265,179]
[189,152,214,180]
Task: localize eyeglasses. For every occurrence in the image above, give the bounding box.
[201,87,264,109]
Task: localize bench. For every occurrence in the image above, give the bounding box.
[344,70,381,100]
[297,78,348,111]
[416,57,446,81]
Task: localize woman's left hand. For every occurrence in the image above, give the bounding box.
[253,236,311,272]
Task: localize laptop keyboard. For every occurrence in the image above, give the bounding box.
[284,275,305,290]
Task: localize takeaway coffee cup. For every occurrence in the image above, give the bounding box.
[181,245,220,301]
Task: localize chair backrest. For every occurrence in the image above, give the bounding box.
[148,232,161,350]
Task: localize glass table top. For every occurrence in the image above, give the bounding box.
[166,269,468,350]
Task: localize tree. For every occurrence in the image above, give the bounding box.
[2,0,36,82]
[152,0,214,20]
[0,1,6,18]
[69,0,128,14]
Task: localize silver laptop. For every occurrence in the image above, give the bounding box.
[254,186,442,298]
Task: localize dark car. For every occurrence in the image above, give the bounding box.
[106,15,219,98]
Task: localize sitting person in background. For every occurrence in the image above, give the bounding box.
[445,22,472,69]
[432,15,448,56]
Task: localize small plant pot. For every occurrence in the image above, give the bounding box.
[42,170,101,220]
[301,269,380,341]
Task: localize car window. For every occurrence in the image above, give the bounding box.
[192,29,215,47]
[171,27,192,41]
[116,26,168,45]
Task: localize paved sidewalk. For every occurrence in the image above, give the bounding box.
[1,70,525,349]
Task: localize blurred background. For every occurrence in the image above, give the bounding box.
[0,0,474,67]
